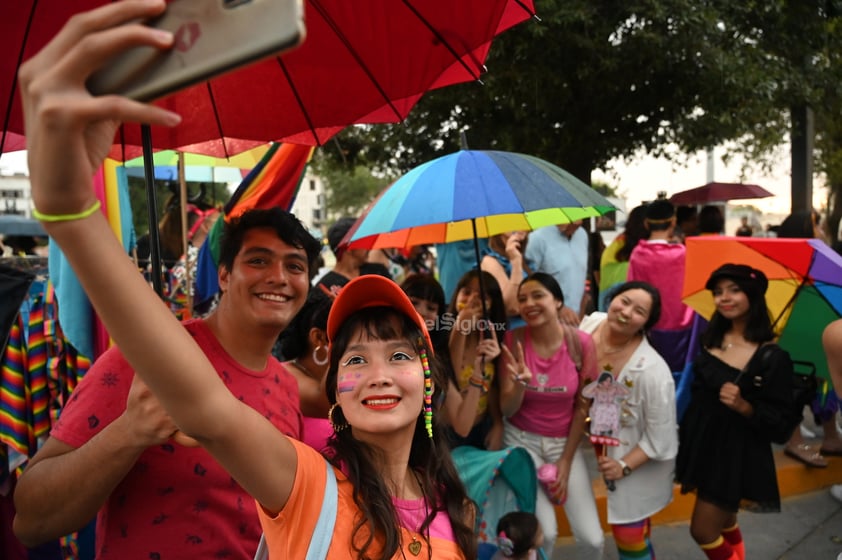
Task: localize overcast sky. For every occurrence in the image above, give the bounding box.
[0,150,27,176]
[593,144,814,216]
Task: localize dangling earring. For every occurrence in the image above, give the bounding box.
[312,345,329,366]
[419,340,433,439]
[328,403,348,432]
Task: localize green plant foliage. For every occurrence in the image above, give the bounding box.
[310,152,391,218]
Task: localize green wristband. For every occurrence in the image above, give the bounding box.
[32,200,101,222]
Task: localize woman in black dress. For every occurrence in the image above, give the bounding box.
[675,264,794,560]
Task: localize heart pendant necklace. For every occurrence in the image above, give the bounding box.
[407,535,422,556]
[404,469,425,557]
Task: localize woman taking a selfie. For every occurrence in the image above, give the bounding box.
[18,3,476,558]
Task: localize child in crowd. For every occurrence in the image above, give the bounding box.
[492,511,545,560]
[401,273,497,441]
[447,270,507,449]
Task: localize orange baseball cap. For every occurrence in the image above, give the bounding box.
[326,275,433,354]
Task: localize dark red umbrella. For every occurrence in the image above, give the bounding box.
[669,181,774,206]
[1,0,535,159]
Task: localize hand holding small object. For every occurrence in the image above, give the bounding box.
[20,0,181,220]
[597,455,625,481]
[476,337,501,362]
[504,233,524,262]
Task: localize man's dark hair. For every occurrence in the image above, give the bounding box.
[777,210,817,239]
[644,199,675,232]
[675,205,698,237]
[218,208,321,279]
[327,217,357,258]
[698,205,724,234]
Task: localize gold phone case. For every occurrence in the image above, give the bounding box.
[88,0,304,101]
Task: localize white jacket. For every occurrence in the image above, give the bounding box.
[580,313,679,524]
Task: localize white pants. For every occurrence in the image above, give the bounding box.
[503,420,604,558]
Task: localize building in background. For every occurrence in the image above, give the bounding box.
[289,170,328,242]
[0,172,32,216]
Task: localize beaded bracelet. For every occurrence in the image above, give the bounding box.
[468,376,489,394]
[32,200,101,223]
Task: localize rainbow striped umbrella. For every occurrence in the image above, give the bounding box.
[683,237,842,381]
[346,150,614,249]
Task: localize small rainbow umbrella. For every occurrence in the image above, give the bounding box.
[683,236,842,381]
[345,149,614,250]
[342,150,612,325]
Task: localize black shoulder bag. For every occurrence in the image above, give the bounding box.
[746,346,817,444]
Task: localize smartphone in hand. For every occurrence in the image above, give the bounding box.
[87,0,305,102]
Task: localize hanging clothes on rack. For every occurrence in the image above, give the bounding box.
[0,277,91,472]
[0,273,92,560]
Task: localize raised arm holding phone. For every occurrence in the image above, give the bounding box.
[13,5,323,558]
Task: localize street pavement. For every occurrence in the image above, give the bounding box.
[552,488,842,559]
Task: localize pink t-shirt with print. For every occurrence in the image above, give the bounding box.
[505,328,595,437]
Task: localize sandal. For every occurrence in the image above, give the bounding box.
[785,444,829,468]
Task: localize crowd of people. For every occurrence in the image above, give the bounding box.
[5,3,842,560]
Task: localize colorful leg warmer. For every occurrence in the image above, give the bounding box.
[722,524,745,560]
[700,536,738,560]
[611,518,655,559]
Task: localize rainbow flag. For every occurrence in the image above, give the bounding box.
[50,160,133,361]
[194,143,314,306]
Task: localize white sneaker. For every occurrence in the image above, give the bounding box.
[800,424,817,439]
[831,484,842,504]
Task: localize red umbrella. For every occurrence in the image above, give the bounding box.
[1,0,535,159]
[2,0,533,285]
[669,182,774,206]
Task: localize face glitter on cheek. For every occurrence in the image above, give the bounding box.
[337,373,358,393]
[399,366,421,376]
